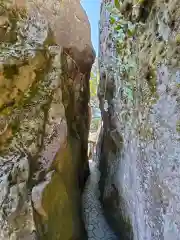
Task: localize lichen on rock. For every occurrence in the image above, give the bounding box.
[0,0,95,239]
[98,0,180,239]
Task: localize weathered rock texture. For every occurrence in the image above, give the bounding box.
[98,0,180,239]
[0,0,95,239]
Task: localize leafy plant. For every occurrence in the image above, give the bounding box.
[90,71,99,98]
[104,1,141,104]
[89,59,101,130]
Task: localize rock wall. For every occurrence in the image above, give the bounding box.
[0,0,95,239]
[98,0,180,239]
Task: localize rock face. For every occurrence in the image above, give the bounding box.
[98,0,180,239]
[0,0,95,239]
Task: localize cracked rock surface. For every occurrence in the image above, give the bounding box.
[98,0,180,239]
[0,0,94,239]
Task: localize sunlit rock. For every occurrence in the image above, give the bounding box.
[0,0,95,239]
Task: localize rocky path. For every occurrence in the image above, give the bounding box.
[82,159,117,240]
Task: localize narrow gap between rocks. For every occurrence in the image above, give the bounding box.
[81,1,132,239]
[80,19,119,240]
[80,1,119,239]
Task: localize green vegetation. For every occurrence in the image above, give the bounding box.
[105,1,138,105]
[105,0,158,108]
[90,70,99,98]
[176,120,180,133]
[89,59,101,132]
[175,34,180,44]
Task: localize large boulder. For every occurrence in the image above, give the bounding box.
[0,0,95,239]
[98,0,180,239]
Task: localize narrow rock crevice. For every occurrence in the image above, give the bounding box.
[82,127,118,240]
[1,0,180,239]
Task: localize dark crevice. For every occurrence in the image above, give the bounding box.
[138,0,154,23]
